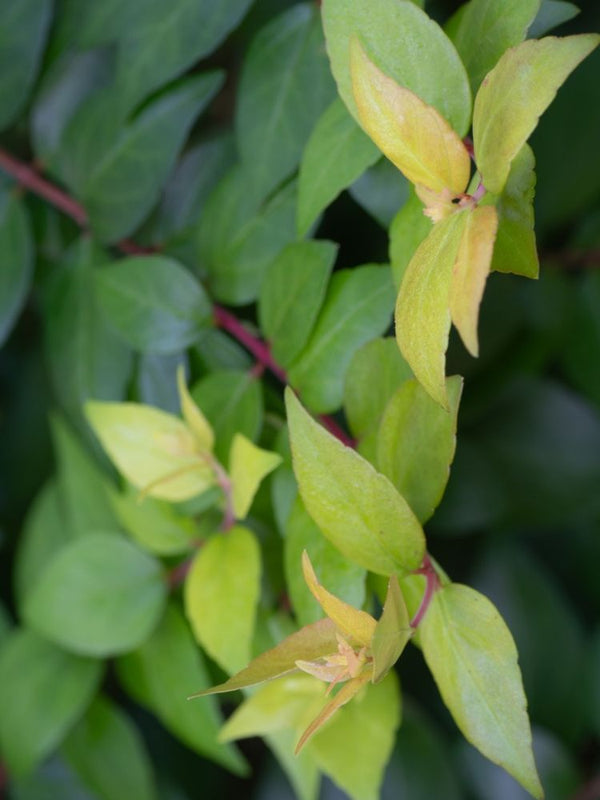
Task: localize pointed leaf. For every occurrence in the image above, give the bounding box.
[190,618,339,697]
[389,190,433,290]
[351,39,470,195]
[396,210,468,407]
[420,583,543,799]
[529,1,580,38]
[229,435,282,521]
[177,365,214,451]
[473,34,600,194]
[371,576,412,684]
[286,389,425,575]
[450,205,499,356]
[85,401,216,502]
[302,552,375,647]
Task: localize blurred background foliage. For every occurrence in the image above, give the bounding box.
[0,0,599,798]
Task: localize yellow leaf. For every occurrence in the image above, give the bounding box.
[229,434,282,520]
[351,37,471,195]
[450,205,499,357]
[177,366,214,452]
[371,575,412,684]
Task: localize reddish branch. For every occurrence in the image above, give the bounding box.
[410,554,441,628]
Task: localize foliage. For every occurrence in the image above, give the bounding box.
[1,1,600,799]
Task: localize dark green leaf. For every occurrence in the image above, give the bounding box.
[24,533,168,657]
[528,1,580,38]
[389,190,433,290]
[136,352,187,414]
[561,270,600,408]
[348,159,409,229]
[0,190,33,347]
[0,629,102,776]
[95,256,212,353]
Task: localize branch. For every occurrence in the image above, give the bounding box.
[410,554,441,629]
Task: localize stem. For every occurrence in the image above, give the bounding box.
[410,554,440,629]
[570,775,600,800]
[212,460,236,532]
[167,557,193,588]
[213,306,286,382]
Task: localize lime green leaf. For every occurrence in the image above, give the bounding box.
[490,144,539,279]
[189,617,339,697]
[259,240,337,367]
[61,695,157,800]
[377,376,462,523]
[449,205,499,357]
[85,401,216,502]
[307,672,401,800]
[371,576,412,683]
[184,526,261,674]
[0,629,102,776]
[287,265,394,414]
[529,1,580,38]
[229,435,282,520]
[176,365,214,451]
[322,0,471,135]
[302,552,376,647]
[286,389,425,575]
[0,191,33,347]
[420,583,543,799]
[24,533,167,657]
[297,98,380,237]
[473,34,600,194]
[396,211,468,407]
[117,603,247,775]
[450,0,541,94]
[389,190,433,290]
[351,39,470,196]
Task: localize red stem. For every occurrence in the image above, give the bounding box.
[213,305,286,382]
[410,554,440,629]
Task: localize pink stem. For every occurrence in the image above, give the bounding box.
[410,554,440,629]
[213,305,287,383]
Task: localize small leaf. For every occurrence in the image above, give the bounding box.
[371,576,412,684]
[420,583,543,799]
[229,435,282,520]
[184,526,261,674]
[191,618,339,697]
[286,389,425,575]
[0,191,33,347]
[301,552,376,647]
[396,210,468,407]
[473,34,600,194]
[177,365,214,451]
[297,98,380,236]
[449,204,499,357]
[85,400,216,502]
[24,533,168,657]
[351,39,471,196]
[95,256,212,354]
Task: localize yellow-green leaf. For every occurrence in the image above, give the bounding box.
[189,617,339,697]
[420,583,543,799]
[229,434,282,520]
[473,34,600,194]
[301,552,375,647]
[177,365,214,451]
[371,576,412,684]
[184,526,261,674]
[351,38,470,195]
[85,401,216,502]
[449,205,498,357]
[396,211,468,408]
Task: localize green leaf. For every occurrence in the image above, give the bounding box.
[529,1,580,38]
[85,400,216,502]
[376,377,462,523]
[0,629,102,776]
[473,34,600,195]
[396,210,468,407]
[229,435,282,520]
[371,576,412,683]
[450,0,541,94]
[561,271,600,407]
[95,256,212,354]
[288,265,394,414]
[191,617,339,696]
[307,672,401,800]
[259,240,337,367]
[297,98,380,237]
[389,190,433,290]
[137,352,186,414]
[348,158,410,229]
[24,533,168,657]
[176,365,214,451]
[343,338,412,441]
[351,39,471,196]
[285,498,367,627]
[0,0,53,130]
[322,0,471,135]
[184,526,261,674]
[0,191,33,347]
[236,4,335,197]
[489,144,539,279]
[0,604,11,649]
[420,583,543,799]
[61,696,157,800]
[286,389,425,575]
[117,603,247,775]
[191,370,263,464]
